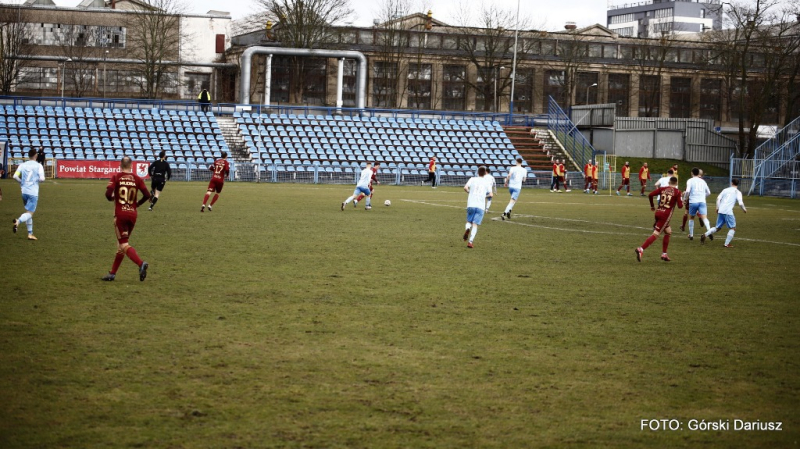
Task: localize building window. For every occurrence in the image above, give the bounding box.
[612,27,634,37]
[576,72,599,105]
[639,75,661,117]
[342,60,357,107]
[184,72,210,99]
[513,69,534,113]
[669,77,692,118]
[407,63,432,110]
[699,78,721,121]
[608,73,630,117]
[442,65,466,111]
[655,8,673,19]
[543,70,564,106]
[29,23,126,48]
[372,61,397,108]
[609,13,634,24]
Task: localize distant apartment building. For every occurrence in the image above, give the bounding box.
[607,0,721,37]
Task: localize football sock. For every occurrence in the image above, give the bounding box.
[485,199,492,210]
[18,212,31,224]
[365,197,371,207]
[682,214,688,228]
[26,218,33,234]
[725,230,735,246]
[202,193,210,205]
[641,235,658,250]
[356,194,365,202]
[702,218,710,229]
[344,195,354,205]
[151,197,158,208]
[210,194,219,206]
[504,201,514,214]
[110,250,124,274]
[125,246,144,266]
[469,225,478,242]
[465,223,471,230]
[706,226,717,236]
[662,234,671,253]
[688,221,694,236]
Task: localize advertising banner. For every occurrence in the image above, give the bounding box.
[56,159,150,179]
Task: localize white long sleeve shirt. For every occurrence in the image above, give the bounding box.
[716,186,746,215]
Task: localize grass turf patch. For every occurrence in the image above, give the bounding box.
[0,179,798,448]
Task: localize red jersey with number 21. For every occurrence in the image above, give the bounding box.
[649,186,683,214]
[211,159,230,181]
[106,172,149,217]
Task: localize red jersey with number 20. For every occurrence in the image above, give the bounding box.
[649,186,683,214]
[106,172,150,217]
[211,159,230,181]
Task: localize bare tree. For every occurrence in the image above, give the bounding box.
[125,0,185,98]
[704,0,799,156]
[255,0,353,103]
[628,34,678,118]
[50,17,104,97]
[371,0,414,108]
[451,4,529,112]
[0,6,33,96]
[544,30,590,110]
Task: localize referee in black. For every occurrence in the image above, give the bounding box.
[148,150,172,211]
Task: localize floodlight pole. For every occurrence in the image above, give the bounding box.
[508,0,521,121]
[585,83,597,105]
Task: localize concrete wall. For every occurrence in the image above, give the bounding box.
[613,129,683,158]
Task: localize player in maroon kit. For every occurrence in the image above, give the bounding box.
[353,162,380,208]
[635,176,683,262]
[102,156,151,281]
[201,151,230,212]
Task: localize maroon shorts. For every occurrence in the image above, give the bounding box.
[207,178,224,193]
[621,178,630,186]
[114,214,137,244]
[640,178,647,186]
[653,210,675,234]
[585,176,592,183]
[558,176,565,183]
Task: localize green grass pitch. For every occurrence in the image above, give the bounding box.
[1,179,798,448]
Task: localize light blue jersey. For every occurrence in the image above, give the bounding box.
[14,160,45,197]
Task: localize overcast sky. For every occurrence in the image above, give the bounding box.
[30,0,610,31]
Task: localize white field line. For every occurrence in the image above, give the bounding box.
[402,199,800,246]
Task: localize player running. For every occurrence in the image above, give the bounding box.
[502,157,527,220]
[102,156,151,281]
[616,161,632,196]
[638,162,651,196]
[353,162,380,208]
[463,166,493,248]
[12,149,46,241]
[342,162,374,210]
[484,167,497,213]
[701,179,747,248]
[201,151,230,212]
[635,176,683,262]
[682,167,711,240]
[147,150,172,211]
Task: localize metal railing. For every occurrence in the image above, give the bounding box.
[547,96,597,169]
[748,115,800,196]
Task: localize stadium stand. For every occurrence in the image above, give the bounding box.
[232,112,535,179]
[0,105,227,170]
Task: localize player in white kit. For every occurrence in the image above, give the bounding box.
[12,149,46,241]
[701,179,747,248]
[463,166,493,248]
[342,162,375,211]
[502,157,527,220]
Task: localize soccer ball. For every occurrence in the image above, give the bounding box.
[384,200,391,206]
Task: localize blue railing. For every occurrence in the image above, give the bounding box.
[547,96,597,169]
[749,115,800,195]
[0,95,205,112]
[0,95,549,125]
